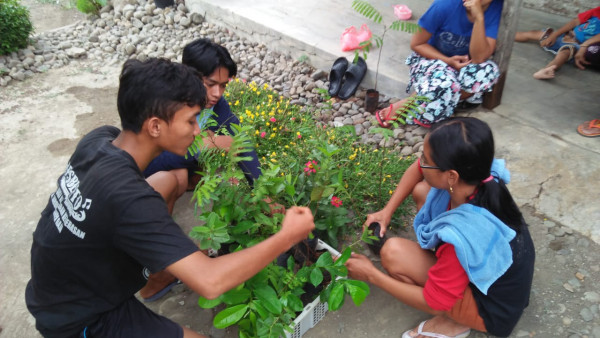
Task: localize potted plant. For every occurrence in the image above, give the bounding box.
[351,0,419,113]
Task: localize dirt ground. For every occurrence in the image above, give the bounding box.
[2,2,600,338]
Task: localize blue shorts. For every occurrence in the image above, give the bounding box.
[542,33,579,61]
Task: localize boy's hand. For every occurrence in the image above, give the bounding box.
[540,34,557,48]
[280,206,315,245]
[574,47,591,70]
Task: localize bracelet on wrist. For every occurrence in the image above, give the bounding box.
[580,44,589,47]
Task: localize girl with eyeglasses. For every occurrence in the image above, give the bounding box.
[345,117,535,338]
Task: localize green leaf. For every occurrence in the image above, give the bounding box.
[213,304,249,329]
[315,251,334,268]
[310,186,325,202]
[334,247,352,266]
[344,280,370,306]
[251,300,270,319]
[254,285,282,314]
[309,268,324,287]
[285,293,304,312]
[328,283,346,311]
[197,296,222,309]
[221,287,251,305]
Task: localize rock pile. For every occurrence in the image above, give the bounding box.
[0,0,425,155]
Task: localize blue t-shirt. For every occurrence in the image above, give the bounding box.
[574,16,600,43]
[418,0,503,57]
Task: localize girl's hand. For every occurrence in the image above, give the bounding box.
[449,55,471,70]
[345,253,377,282]
[363,210,392,237]
[463,0,484,20]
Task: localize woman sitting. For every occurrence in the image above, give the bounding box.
[377,0,502,128]
[346,117,535,337]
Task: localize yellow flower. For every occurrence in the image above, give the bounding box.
[349,154,356,160]
[221,153,225,157]
[386,175,391,178]
[270,158,277,163]
[284,145,289,149]
[271,152,276,157]
[255,130,259,135]
[374,149,378,152]
[389,190,393,195]
[234,100,239,106]
[270,133,276,138]
[266,122,270,126]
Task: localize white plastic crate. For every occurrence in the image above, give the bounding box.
[285,239,340,338]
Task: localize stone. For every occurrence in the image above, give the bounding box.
[581,307,594,322]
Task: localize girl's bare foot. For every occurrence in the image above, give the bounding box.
[533,65,557,80]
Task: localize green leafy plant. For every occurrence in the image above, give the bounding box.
[351,0,420,91]
[74,0,105,15]
[187,79,414,336]
[0,0,34,55]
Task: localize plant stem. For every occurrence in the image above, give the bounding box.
[374,27,388,91]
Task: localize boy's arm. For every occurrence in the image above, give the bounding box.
[542,18,581,47]
[575,33,600,69]
[165,206,315,299]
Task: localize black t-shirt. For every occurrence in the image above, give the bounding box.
[471,223,535,337]
[25,126,199,338]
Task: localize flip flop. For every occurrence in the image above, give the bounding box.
[540,27,554,41]
[375,104,396,128]
[338,57,367,100]
[143,280,181,302]
[402,320,471,338]
[328,57,349,97]
[577,119,600,137]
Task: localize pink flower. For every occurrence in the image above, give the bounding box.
[304,160,318,176]
[331,196,343,208]
[297,134,302,139]
[270,117,276,122]
[393,4,412,20]
[260,131,266,138]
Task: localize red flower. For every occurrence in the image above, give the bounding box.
[304,160,318,176]
[270,117,277,122]
[331,196,342,208]
[260,131,266,138]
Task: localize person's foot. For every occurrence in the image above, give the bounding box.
[533,65,557,79]
[375,98,409,128]
[139,270,179,302]
[402,315,471,338]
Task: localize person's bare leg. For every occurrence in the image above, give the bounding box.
[534,48,571,79]
[171,168,189,198]
[146,170,180,214]
[515,30,545,42]
[380,238,435,285]
[141,171,181,300]
[412,181,431,211]
[182,326,207,338]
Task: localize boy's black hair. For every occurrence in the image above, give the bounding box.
[182,38,237,78]
[117,58,206,133]
[428,117,525,230]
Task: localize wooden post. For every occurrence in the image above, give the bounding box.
[483,0,524,109]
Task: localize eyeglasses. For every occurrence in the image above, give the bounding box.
[419,157,441,170]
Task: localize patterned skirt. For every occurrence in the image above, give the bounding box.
[405,52,500,125]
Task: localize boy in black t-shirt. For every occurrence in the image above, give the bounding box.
[25,58,315,338]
